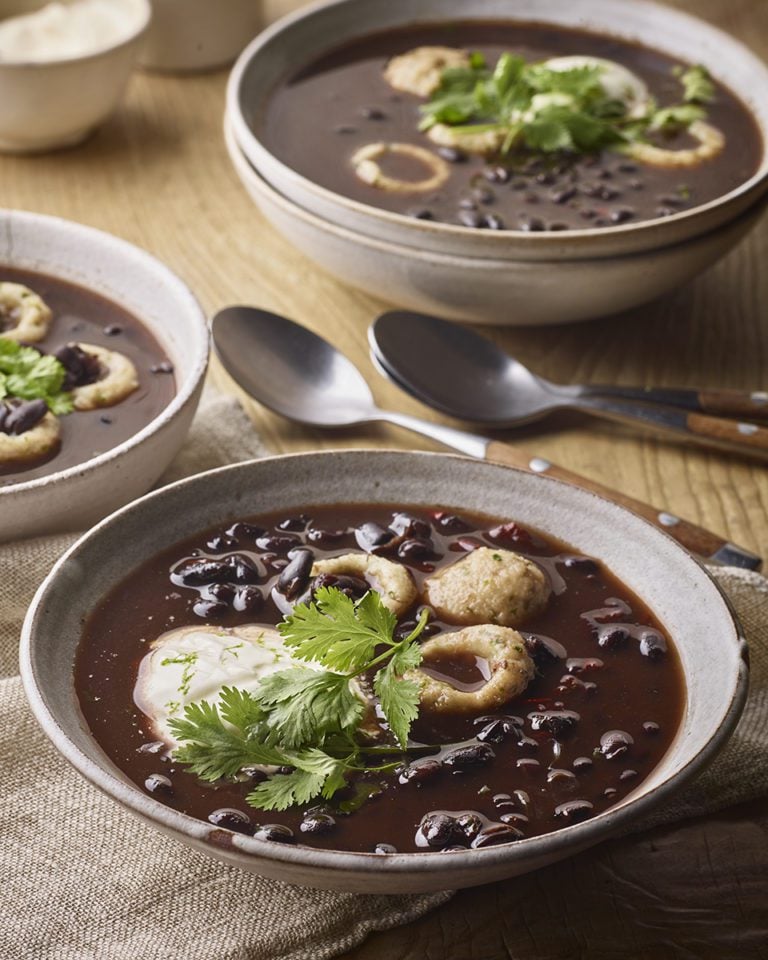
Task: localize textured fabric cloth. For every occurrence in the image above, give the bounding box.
[1,390,767,958]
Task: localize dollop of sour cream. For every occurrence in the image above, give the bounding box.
[543,56,651,119]
[0,0,145,63]
[134,624,311,748]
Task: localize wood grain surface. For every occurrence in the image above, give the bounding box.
[1,0,766,956]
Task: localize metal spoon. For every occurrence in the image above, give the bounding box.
[211,305,760,570]
[369,310,768,461]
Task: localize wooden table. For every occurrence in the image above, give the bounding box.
[2,0,766,955]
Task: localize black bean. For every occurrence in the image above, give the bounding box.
[334,124,357,135]
[518,215,545,232]
[277,548,314,599]
[628,178,644,190]
[419,813,461,849]
[516,758,540,773]
[233,585,263,613]
[398,759,442,785]
[459,208,483,228]
[458,198,478,211]
[600,729,634,760]
[472,823,523,847]
[437,145,468,163]
[208,808,254,835]
[206,534,239,553]
[610,207,635,224]
[483,165,511,184]
[103,324,123,336]
[642,721,660,736]
[255,824,295,843]
[150,360,174,374]
[456,536,485,552]
[656,206,676,218]
[55,343,102,388]
[551,187,577,204]
[176,559,229,587]
[193,598,228,619]
[144,773,173,794]
[487,521,534,548]
[618,162,639,173]
[483,213,505,230]
[620,769,638,781]
[639,633,667,659]
[300,813,336,834]
[3,399,48,435]
[137,741,165,755]
[389,512,431,539]
[456,813,483,840]
[535,171,556,185]
[374,843,398,854]
[604,787,618,798]
[554,800,594,823]
[306,526,345,546]
[361,106,386,120]
[518,736,539,752]
[311,572,369,601]
[527,710,580,738]
[472,186,495,204]
[500,812,529,827]
[562,555,599,574]
[548,222,570,231]
[476,720,509,744]
[597,626,631,649]
[408,208,435,220]
[580,208,597,220]
[277,515,310,531]
[354,521,394,553]
[207,582,236,604]
[657,194,687,207]
[397,537,433,560]
[432,511,470,532]
[572,756,593,772]
[443,742,495,768]
[226,522,265,541]
[225,555,262,584]
[255,534,300,553]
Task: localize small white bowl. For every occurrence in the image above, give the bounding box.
[228,0,768,261]
[139,0,262,73]
[0,0,150,153]
[0,209,208,541]
[224,115,766,325]
[21,451,748,893]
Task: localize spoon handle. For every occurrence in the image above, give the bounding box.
[573,396,768,461]
[581,385,768,422]
[484,441,761,570]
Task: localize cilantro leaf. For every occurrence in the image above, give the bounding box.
[650,104,706,132]
[374,646,423,749]
[0,336,73,413]
[247,768,327,811]
[255,667,364,749]
[679,64,715,104]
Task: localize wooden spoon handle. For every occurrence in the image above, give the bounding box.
[485,441,761,570]
[697,389,768,421]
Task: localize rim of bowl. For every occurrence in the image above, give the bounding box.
[20,450,750,880]
[224,111,767,267]
[0,209,209,497]
[0,0,152,68]
[227,0,768,244]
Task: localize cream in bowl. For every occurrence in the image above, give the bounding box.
[0,209,208,541]
[21,453,748,892]
[0,0,150,152]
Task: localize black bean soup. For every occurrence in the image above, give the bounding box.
[0,268,175,484]
[259,22,762,230]
[77,505,684,854]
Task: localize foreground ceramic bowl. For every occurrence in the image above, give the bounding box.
[21,452,748,893]
[0,210,208,540]
[0,0,150,153]
[228,0,768,262]
[225,115,766,325]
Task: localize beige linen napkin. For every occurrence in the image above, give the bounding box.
[1,389,767,958]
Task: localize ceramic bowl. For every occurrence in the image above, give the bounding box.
[139,0,262,73]
[0,209,208,540]
[224,114,766,325]
[21,451,748,893]
[228,0,768,263]
[0,0,150,153]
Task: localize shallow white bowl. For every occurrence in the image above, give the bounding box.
[0,209,208,540]
[0,0,151,153]
[225,114,766,325]
[21,451,748,893]
[228,0,768,261]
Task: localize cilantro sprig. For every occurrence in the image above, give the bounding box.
[169,587,429,812]
[0,337,73,414]
[419,53,715,156]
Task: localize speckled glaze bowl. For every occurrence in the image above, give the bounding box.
[21,451,748,893]
[228,0,768,262]
[224,114,766,325]
[0,210,208,540]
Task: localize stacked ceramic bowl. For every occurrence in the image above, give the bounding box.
[225,0,768,326]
